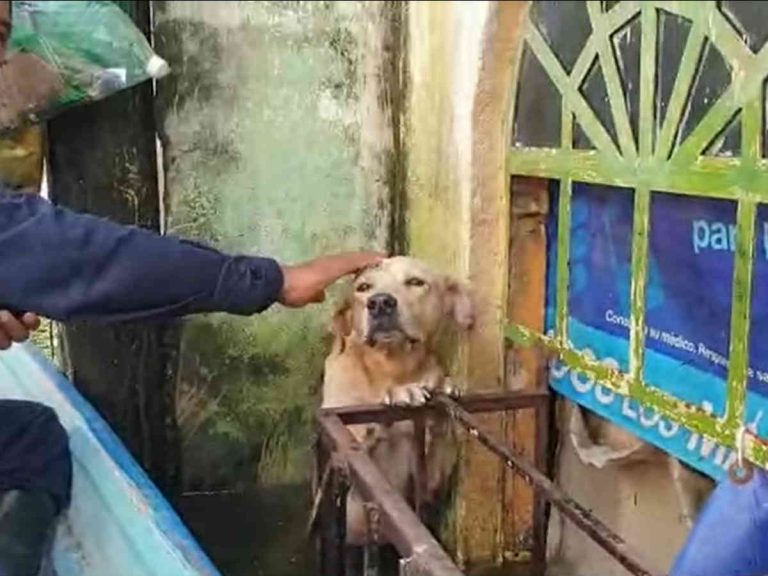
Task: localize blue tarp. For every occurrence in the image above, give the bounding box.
[671,469,768,576]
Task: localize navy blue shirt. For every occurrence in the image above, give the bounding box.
[0,192,285,322]
[0,191,286,510]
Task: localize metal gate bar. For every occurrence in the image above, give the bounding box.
[434,395,662,576]
[316,390,660,576]
[328,390,550,426]
[317,412,464,576]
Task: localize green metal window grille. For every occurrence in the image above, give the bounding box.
[506,0,768,468]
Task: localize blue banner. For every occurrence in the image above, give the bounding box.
[545,182,768,480]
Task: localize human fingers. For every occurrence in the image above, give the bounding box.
[20,312,41,332]
[0,310,29,344]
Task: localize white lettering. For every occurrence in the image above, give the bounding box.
[714,445,729,467]
[621,397,638,420]
[658,418,679,439]
[638,405,660,428]
[595,384,615,405]
[571,349,596,393]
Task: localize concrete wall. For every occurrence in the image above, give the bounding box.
[406,1,535,567]
[153,2,399,572]
[155,0,397,489]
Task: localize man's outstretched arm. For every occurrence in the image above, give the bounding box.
[0,192,382,323]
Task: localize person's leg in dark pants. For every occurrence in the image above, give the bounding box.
[0,400,71,576]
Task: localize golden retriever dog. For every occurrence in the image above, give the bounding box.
[321,256,473,545]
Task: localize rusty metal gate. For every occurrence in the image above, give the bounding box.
[313,391,661,576]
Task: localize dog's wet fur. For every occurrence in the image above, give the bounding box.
[321,256,473,545]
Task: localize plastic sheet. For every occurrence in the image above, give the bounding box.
[671,467,768,576]
[0,0,169,131]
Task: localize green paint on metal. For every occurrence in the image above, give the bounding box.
[507,0,768,470]
[724,199,755,428]
[570,1,641,88]
[638,3,655,159]
[507,150,768,201]
[682,2,753,67]
[743,94,763,164]
[674,44,768,165]
[553,220,570,335]
[524,24,620,159]
[505,325,734,446]
[628,185,649,387]
[555,104,573,344]
[653,19,704,161]
[723,96,762,428]
[587,1,636,160]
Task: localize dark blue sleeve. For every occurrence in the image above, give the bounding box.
[0,193,284,322]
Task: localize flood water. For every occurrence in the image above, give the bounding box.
[177,484,316,576]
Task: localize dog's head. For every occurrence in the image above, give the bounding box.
[332,256,474,350]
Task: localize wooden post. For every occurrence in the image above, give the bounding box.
[503,176,549,566]
[456,1,533,569]
[46,1,181,494]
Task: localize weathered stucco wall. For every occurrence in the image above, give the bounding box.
[153,2,398,572]
[406,1,533,568]
[155,0,396,488]
[406,1,482,560]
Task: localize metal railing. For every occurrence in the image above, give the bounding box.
[313,390,661,576]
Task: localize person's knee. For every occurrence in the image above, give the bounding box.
[8,401,57,423]
[0,401,69,575]
[0,400,72,512]
[3,400,67,439]
[30,402,67,445]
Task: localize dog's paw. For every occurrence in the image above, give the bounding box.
[385,383,432,406]
[440,377,463,399]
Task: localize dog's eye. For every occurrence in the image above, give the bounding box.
[405,277,426,288]
[356,282,372,293]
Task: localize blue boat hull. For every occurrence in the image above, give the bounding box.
[0,343,221,576]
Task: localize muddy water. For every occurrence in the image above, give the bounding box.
[177,485,316,576]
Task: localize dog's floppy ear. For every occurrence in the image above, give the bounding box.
[444,277,474,330]
[329,298,353,353]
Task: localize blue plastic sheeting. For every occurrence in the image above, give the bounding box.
[0,343,220,576]
[671,469,768,576]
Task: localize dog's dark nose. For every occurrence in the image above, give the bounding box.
[367,293,397,317]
